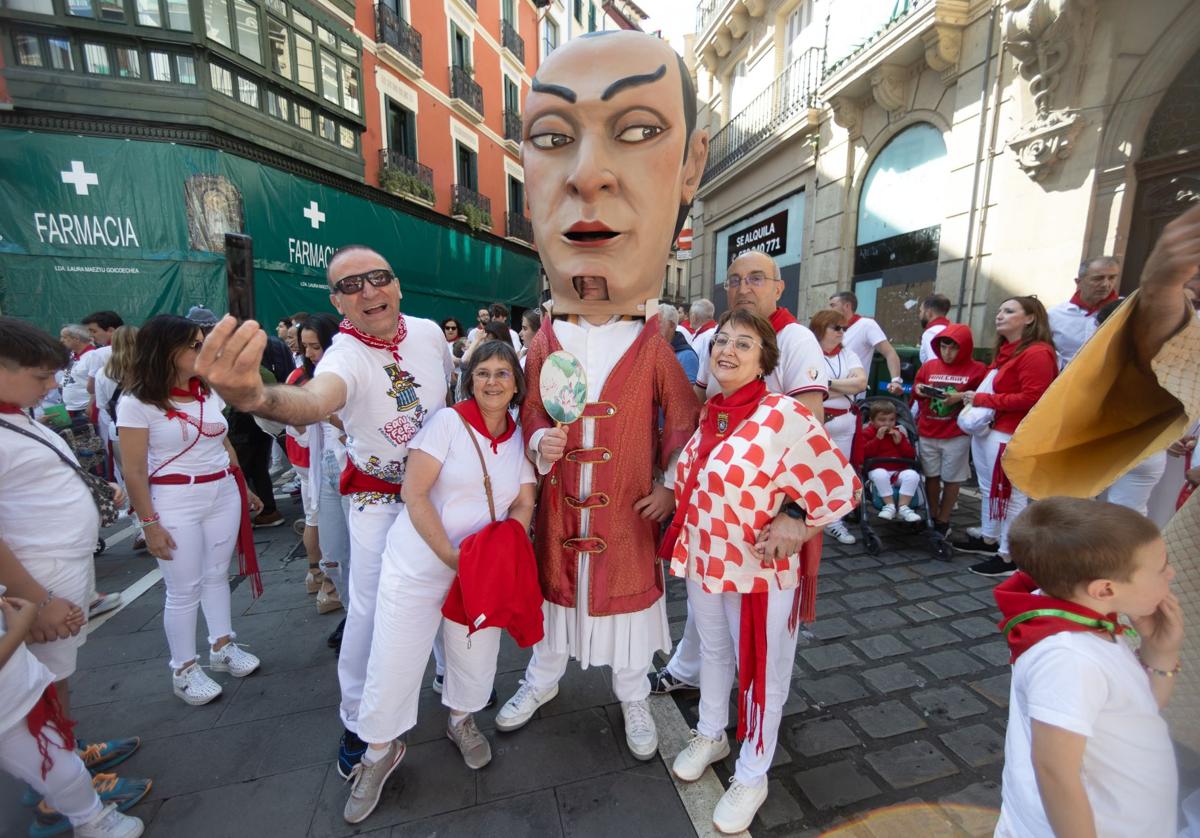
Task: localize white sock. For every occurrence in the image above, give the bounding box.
[449,711,469,728]
[362,745,388,764]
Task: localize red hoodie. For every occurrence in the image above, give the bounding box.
[971,340,1058,435]
[852,424,916,469]
[912,324,988,439]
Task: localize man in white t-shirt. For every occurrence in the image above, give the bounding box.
[653,249,831,695]
[57,325,101,415]
[195,245,452,780]
[916,294,953,365]
[465,307,490,344]
[687,298,717,355]
[829,292,904,396]
[1047,256,1120,369]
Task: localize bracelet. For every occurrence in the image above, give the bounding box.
[1136,650,1182,677]
[139,513,160,528]
[38,591,54,611]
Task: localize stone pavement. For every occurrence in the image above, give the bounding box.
[2,491,1197,837]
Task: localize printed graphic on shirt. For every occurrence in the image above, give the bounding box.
[351,453,407,509]
[380,363,427,448]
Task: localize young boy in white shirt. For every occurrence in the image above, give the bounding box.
[993,497,1184,838]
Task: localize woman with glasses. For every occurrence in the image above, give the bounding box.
[441,317,467,361]
[662,309,859,833]
[117,315,264,706]
[343,341,536,824]
[809,310,867,544]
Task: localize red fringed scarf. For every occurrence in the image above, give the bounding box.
[339,315,408,365]
[693,319,718,336]
[823,344,842,357]
[229,465,263,597]
[768,307,798,333]
[846,314,862,327]
[26,683,75,780]
[995,571,1135,663]
[0,403,23,414]
[452,399,515,454]
[1069,290,1119,316]
[989,441,1012,520]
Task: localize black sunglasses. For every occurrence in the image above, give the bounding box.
[332,269,397,295]
[831,325,846,332]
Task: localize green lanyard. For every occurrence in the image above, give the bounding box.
[1001,608,1138,640]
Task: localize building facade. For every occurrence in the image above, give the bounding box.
[688,0,1200,347]
[0,0,549,330]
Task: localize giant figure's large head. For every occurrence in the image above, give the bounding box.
[523,31,708,317]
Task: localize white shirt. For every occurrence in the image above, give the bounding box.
[918,322,949,365]
[843,316,888,377]
[315,316,452,504]
[996,631,1177,838]
[61,349,102,411]
[1048,299,1099,369]
[467,325,521,349]
[0,411,99,561]
[116,392,231,476]
[691,329,714,378]
[822,347,864,413]
[695,319,828,398]
[0,618,54,736]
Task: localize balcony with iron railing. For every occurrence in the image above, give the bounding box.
[378,149,435,205]
[451,183,493,231]
[449,65,484,121]
[500,18,524,63]
[506,211,534,244]
[503,108,522,145]
[375,4,423,77]
[702,47,823,186]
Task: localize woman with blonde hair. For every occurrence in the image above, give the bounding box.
[94,325,138,488]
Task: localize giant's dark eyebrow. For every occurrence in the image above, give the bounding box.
[531,78,577,103]
[601,64,667,100]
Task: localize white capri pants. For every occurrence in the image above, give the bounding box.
[152,477,242,670]
[867,468,922,501]
[0,717,101,827]
[973,430,1026,555]
[688,578,799,786]
[1103,450,1169,516]
[356,545,499,744]
[825,412,857,462]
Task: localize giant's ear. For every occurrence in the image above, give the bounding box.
[680,129,709,205]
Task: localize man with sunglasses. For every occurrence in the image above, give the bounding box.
[194,245,453,780]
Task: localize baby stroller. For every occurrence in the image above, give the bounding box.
[855,395,954,560]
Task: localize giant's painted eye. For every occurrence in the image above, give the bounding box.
[616,125,664,143]
[529,133,574,149]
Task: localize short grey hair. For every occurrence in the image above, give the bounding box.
[1078,256,1119,277]
[657,303,680,325]
[60,323,91,342]
[689,298,714,322]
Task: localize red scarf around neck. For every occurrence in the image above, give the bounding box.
[823,344,842,358]
[846,314,862,328]
[340,315,408,365]
[169,376,207,402]
[452,398,515,454]
[694,319,718,335]
[767,307,798,334]
[73,345,94,361]
[1069,290,1119,316]
[0,403,24,414]
[994,571,1135,663]
[926,316,951,331]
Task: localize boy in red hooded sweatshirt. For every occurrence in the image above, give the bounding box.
[853,401,922,523]
[993,497,1182,838]
[912,325,987,535]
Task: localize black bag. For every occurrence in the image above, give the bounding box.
[0,417,119,527]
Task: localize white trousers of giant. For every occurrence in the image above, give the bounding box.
[356,536,499,744]
[973,430,1025,554]
[151,478,242,670]
[1103,450,1169,516]
[688,578,798,786]
[337,502,400,731]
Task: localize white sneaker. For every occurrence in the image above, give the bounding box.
[495,680,558,732]
[621,699,657,760]
[75,803,144,838]
[825,520,856,545]
[672,730,730,781]
[713,778,769,834]
[897,505,923,523]
[209,641,260,677]
[172,662,222,706]
[966,526,984,539]
[878,504,897,521]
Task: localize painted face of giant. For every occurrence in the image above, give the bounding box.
[522,31,708,317]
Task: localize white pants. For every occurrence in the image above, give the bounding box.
[825,412,857,462]
[316,450,351,593]
[973,430,1025,554]
[688,578,798,786]
[0,716,101,826]
[356,546,499,744]
[152,478,242,670]
[666,614,702,687]
[526,643,650,703]
[867,468,921,501]
[1103,450,1169,516]
[21,555,94,680]
[338,502,400,732]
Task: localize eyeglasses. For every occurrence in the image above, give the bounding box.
[187,340,204,352]
[443,325,459,332]
[472,369,514,383]
[723,271,779,290]
[332,269,397,295]
[712,334,762,353]
[831,325,846,332]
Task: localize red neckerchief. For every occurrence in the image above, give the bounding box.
[767,307,798,334]
[926,316,951,331]
[995,571,1134,663]
[0,403,23,414]
[823,344,842,358]
[339,315,408,365]
[846,314,862,327]
[1069,290,1119,316]
[694,319,718,335]
[453,398,516,454]
[73,345,94,361]
[26,683,74,780]
[990,338,1018,371]
[169,376,207,402]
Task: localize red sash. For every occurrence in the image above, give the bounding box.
[339,460,403,496]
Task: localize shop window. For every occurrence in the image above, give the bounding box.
[176,53,196,83]
[234,0,261,63]
[48,37,73,70]
[150,50,172,80]
[267,16,291,79]
[210,62,234,96]
[83,43,110,74]
[205,0,231,47]
[295,33,315,91]
[320,49,339,104]
[14,33,42,66]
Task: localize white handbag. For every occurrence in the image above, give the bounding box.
[957,369,997,437]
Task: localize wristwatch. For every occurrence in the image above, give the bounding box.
[782,502,806,521]
[890,376,903,384]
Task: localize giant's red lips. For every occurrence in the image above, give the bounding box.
[562,220,621,248]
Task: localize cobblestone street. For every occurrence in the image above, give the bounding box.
[2,491,1196,837]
